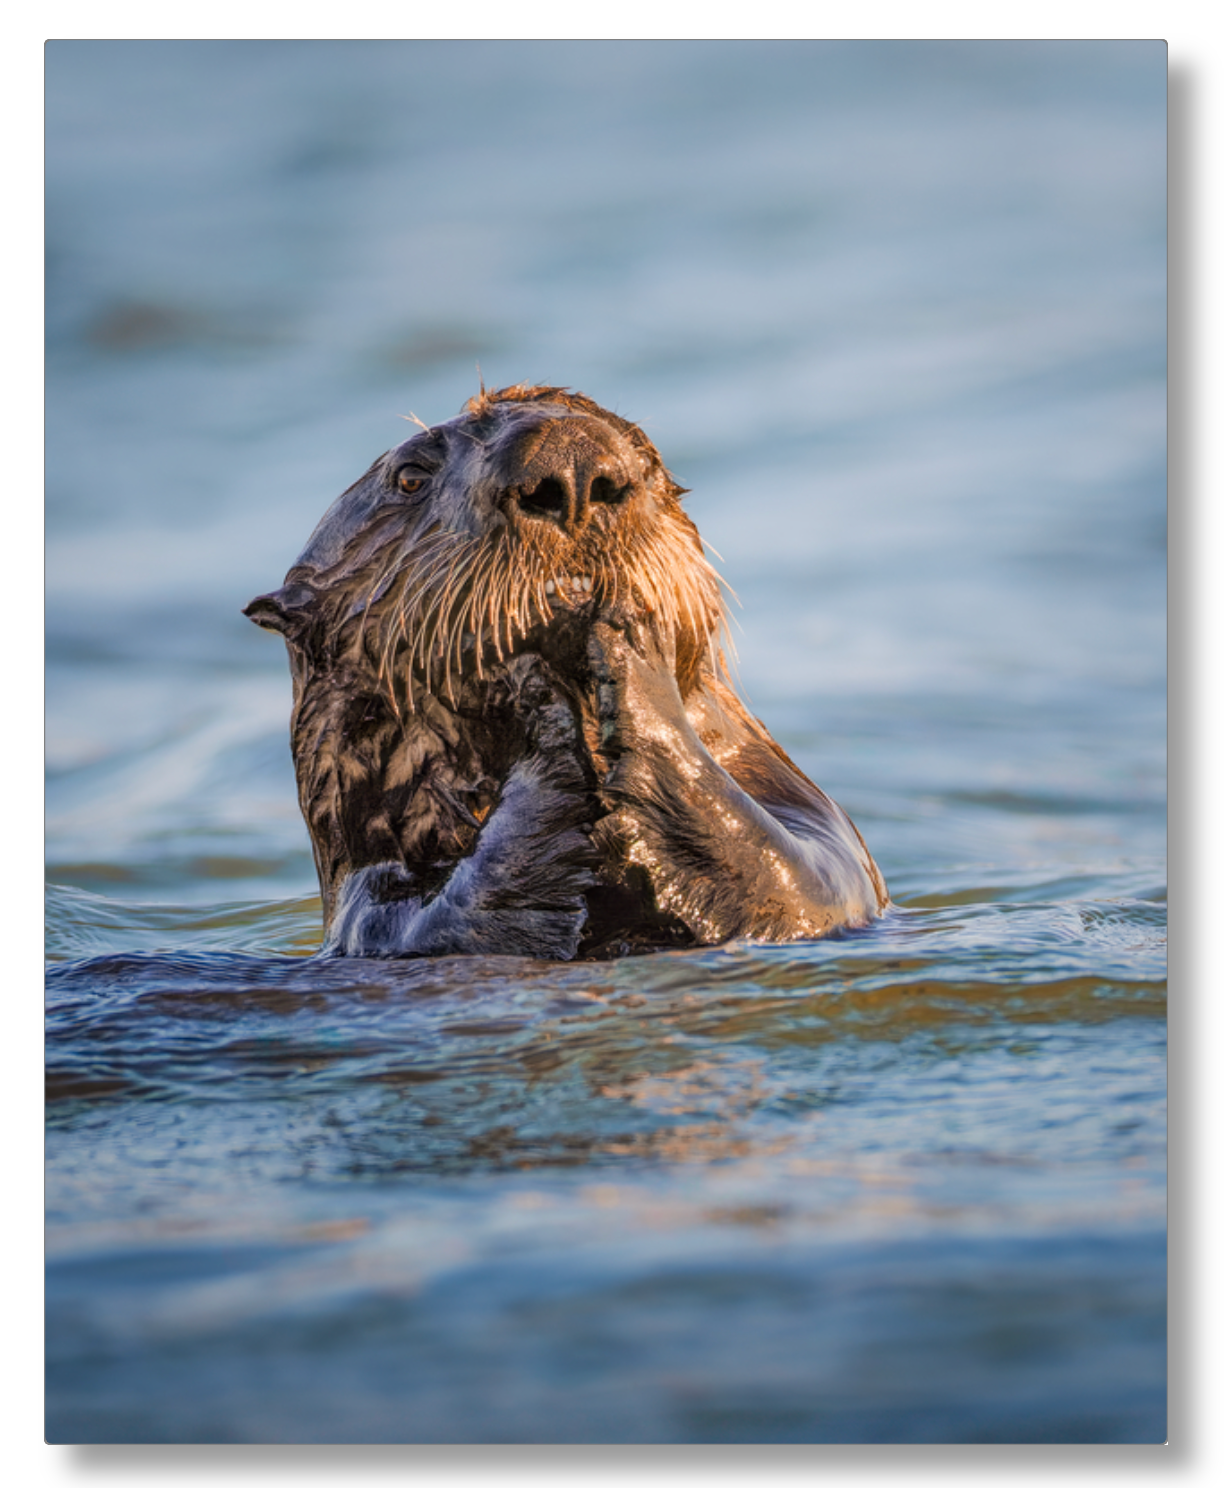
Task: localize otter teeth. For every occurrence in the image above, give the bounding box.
[546,575,594,598]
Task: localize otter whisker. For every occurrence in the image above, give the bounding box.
[410,538,473,645]
[534,571,552,629]
[492,555,516,657]
[436,548,477,705]
[390,542,458,657]
[364,530,449,659]
[416,559,470,696]
[485,558,507,663]
[354,551,406,658]
[473,547,500,662]
[460,551,495,679]
[511,552,533,640]
[397,548,469,697]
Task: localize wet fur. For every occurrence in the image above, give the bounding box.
[246,385,887,959]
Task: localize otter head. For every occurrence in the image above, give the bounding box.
[244,385,729,921]
[246,385,727,709]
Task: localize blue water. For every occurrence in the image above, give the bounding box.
[45,41,1166,1443]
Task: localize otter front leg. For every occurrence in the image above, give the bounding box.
[325,688,596,960]
[589,622,877,943]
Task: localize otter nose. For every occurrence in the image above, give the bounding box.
[503,418,634,531]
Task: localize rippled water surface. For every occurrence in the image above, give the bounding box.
[45,41,1166,1444]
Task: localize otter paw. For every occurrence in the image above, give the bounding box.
[588,619,702,782]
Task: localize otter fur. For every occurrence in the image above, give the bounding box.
[245,385,887,959]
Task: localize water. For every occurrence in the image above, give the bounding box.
[45,41,1166,1444]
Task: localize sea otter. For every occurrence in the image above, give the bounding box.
[245,385,887,959]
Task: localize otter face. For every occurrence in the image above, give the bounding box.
[245,386,727,715]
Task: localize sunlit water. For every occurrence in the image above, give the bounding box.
[45,41,1166,1443]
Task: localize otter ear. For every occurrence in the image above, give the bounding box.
[243,582,317,638]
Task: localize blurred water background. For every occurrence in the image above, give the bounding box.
[45,40,1166,1444]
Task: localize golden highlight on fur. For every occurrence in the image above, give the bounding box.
[361,508,727,713]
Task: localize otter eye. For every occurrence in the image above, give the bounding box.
[396,469,427,496]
